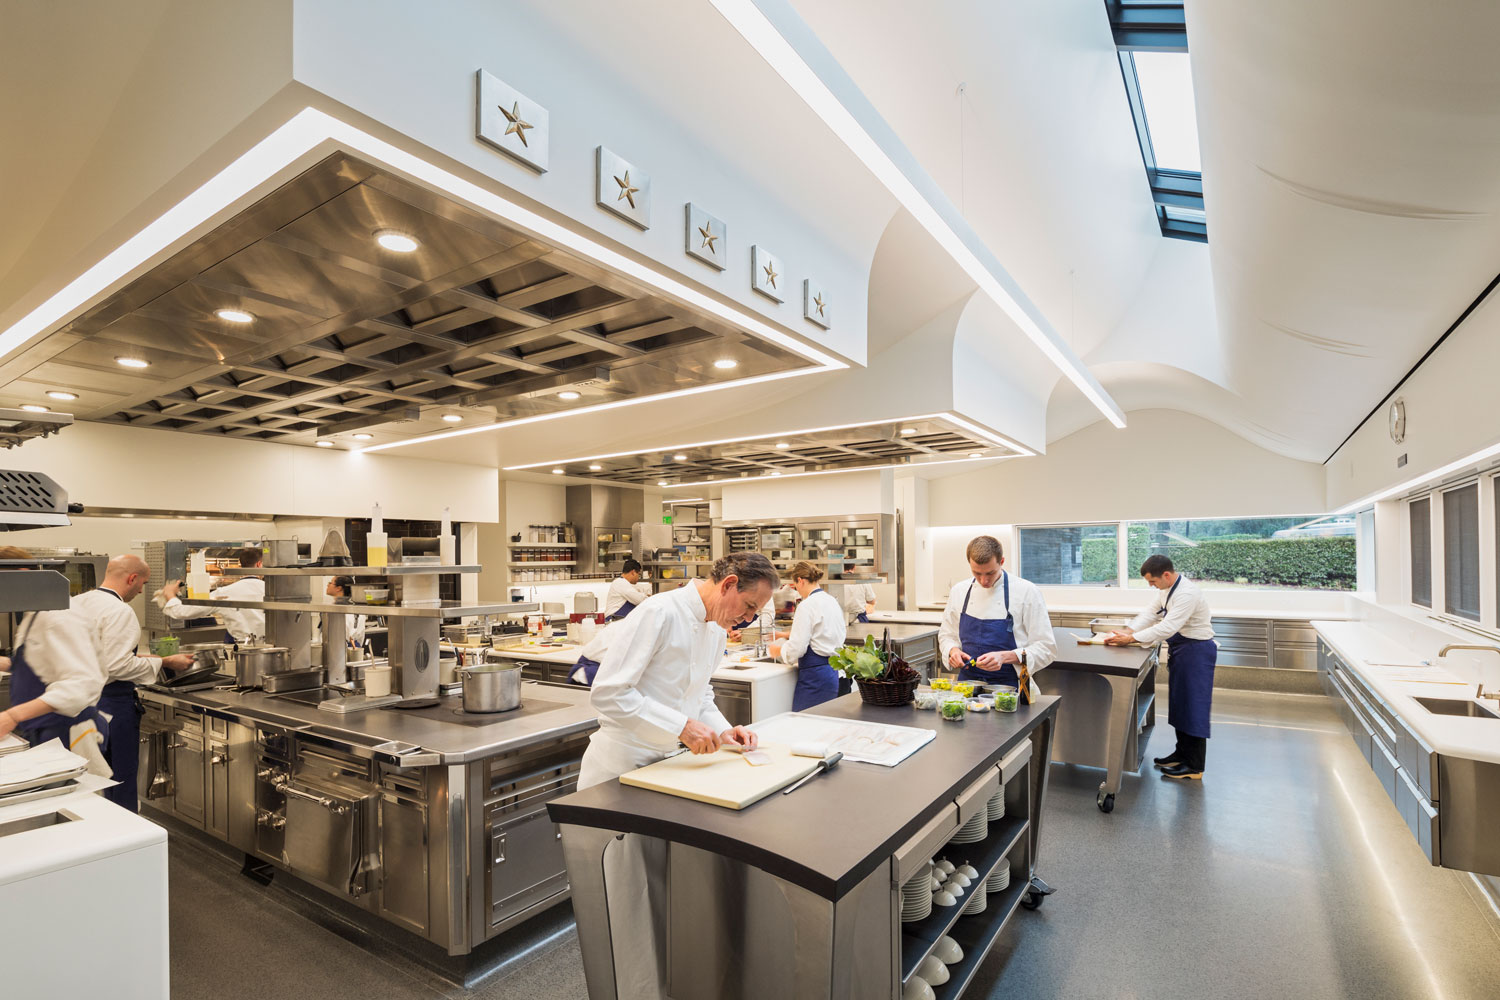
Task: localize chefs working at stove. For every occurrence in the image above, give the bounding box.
[1107,555,1217,781]
[770,561,847,711]
[72,554,195,811]
[604,558,648,621]
[158,547,266,644]
[938,535,1056,699]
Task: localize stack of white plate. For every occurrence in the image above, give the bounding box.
[987,788,1005,821]
[901,865,934,923]
[961,880,988,915]
[951,811,987,844]
[986,862,1011,893]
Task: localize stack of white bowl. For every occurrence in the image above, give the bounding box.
[987,787,1005,821]
[961,878,988,915]
[901,863,934,923]
[932,859,959,906]
[951,811,987,844]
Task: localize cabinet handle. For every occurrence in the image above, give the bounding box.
[494,833,506,865]
[210,752,230,766]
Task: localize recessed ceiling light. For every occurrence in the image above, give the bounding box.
[45,391,77,401]
[775,441,790,449]
[442,413,462,423]
[215,308,254,324]
[673,453,688,461]
[558,390,581,401]
[353,433,374,440]
[315,440,334,448]
[713,358,738,370]
[589,464,603,471]
[770,471,782,476]
[116,356,149,368]
[552,468,565,475]
[900,427,916,435]
[20,404,48,413]
[658,480,669,486]
[969,452,982,458]
[375,230,419,253]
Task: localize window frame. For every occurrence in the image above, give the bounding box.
[1408,496,1433,609]
[1016,522,1124,588]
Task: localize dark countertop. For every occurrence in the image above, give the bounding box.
[139,681,599,764]
[845,622,939,644]
[547,693,1059,901]
[1048,626,1158,677]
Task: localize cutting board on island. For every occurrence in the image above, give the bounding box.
[619,744,820,810]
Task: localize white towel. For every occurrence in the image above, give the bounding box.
[68,719,113,777]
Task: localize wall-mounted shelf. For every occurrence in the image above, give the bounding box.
[510,561,578,567]
[223,565,481,577]
[193,597,539,618]
[507,543,577,549]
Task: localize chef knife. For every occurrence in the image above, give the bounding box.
[781,752,843,795]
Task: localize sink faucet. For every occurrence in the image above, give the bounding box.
[1438,644,1500,700]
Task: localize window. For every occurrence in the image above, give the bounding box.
[1018,525,1119,586]
[1443,485,1480,621]
[1105,2,1205,242]
[1124,516,1357,591]
[1409,498,1432,607]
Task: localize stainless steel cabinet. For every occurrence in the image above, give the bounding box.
[713,679,752,727]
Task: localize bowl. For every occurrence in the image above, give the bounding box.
[932,935,964,965]
[948,872,972,888]
[917,956,950,986]
[932,890,957,907]
[364,588,391,605]
[956,864,979,879]
[930,677,952,691]
[902,975,935,1000]
[935,859,955,874]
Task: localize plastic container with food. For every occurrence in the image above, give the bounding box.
[940,699,967,722]
[913,689,940,711]
[930,677,953,691]
[965,699,991,713]
[993,687,1019,713]
[951,680,978,697]
[363,588,391,605]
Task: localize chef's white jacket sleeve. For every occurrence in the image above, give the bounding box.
[162,595,209,621]
[1130,594,1194,645]
[938,588,963,663]
[1017,589,1057,671]
[22,610,106,717]
[1127,602,1159,634]
[96,602,161,685]
[590,605,692,745]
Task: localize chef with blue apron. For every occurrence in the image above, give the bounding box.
[604,559,647,621]
[0,553,108,767]
[938,535,1056,696]
[569,623,614,686]
[1108,554,1217,780]
[772,561,846,711]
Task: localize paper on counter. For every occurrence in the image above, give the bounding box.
[750,713,934,767]
[0,739,90,791]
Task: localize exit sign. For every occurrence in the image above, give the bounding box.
[662,515,673,524]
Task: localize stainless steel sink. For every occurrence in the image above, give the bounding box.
[1414,696,1500,720]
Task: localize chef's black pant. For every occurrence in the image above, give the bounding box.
[1175,733,1207,772]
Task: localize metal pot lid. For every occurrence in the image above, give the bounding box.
[461,662,521,673]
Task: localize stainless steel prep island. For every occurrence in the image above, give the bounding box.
[1036,626,1159,813]
[136,680,598,959]
[548,694,1059,1000]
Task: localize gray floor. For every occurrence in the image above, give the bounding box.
[163,689,1500,998]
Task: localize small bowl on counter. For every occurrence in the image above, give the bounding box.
[363,588,391,605]
[993,687,1019,713]
[940,698,967,722]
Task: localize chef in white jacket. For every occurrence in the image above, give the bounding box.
[603,558,648,620]
[579,551,777,1000]
[73,554,195,811]
[160,547,266,643]
[771,561,847,710]
[938,535,1057,697]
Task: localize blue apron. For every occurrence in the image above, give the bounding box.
[606,591,638,621]
[1159,579,1217,739]
[9,610,142,812]
[855,612,870,624]
[570,654,601,686]
[791,590,839,711]
[956,574,1021,688]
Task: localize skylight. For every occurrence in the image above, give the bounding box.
[1131,52,1200,173]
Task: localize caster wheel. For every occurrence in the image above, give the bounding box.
[1021,891,1044,910]
[1097,792,1115,813]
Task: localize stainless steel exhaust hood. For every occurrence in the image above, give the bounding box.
[0,470,73,530]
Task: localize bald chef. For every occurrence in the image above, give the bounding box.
[939,535,1057,693]
[579,551,777,999]
[73,554,196,811]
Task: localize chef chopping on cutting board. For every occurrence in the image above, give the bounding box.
[1106,555,1217,780]
[578,551,776,1000]
[939,535,1056,697]
[769,561,846,711]
[603,558,648,621]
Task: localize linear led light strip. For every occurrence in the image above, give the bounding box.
[0,106,844,445]
[662,453,1013,488]
[1331,440,1500,515]
[504,411,1033,470]
[709,0,1125,430]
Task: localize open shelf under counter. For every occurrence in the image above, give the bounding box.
[193,597,540,618]
[222,564,482,576]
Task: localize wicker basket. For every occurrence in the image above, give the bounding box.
[855,672,921,707]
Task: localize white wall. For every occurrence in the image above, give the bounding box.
[929,409,1329,526]
[720,470,895,521]
[14,422,499,522]
[1326,285,1500,510]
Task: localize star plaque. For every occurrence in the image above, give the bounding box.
[750,245,784,303]
[803,278,830,329]
[475,70,549,172]
[595,146,651,229]
[684,203,727,271]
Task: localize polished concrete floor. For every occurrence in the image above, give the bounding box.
[163,689,1500,999]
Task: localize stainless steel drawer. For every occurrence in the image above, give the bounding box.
[1372,740,1399,805]
[1271,623,1317,644]
[1272,644,1318,671]
[486,804,568,926]
[713,680,752,728]
[1394,766,1439,865]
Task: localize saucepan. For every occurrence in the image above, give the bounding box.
[460,660,523,713]
[233,645,288,687]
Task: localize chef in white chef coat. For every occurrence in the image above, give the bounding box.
[938,535,1057,696]
[581,550,777,787]
[159,547,267,644]
[603,558,649,621]
[72,554,195,811]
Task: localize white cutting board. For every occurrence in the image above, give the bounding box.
[620,744,820,810]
